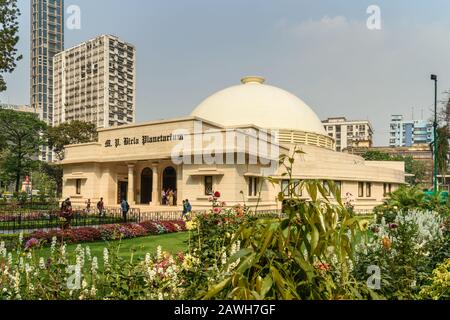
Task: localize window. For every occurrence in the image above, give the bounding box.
[358,182,364,198]
[204,176,213,196]
[281,180,302,197]
[366,183,372,198]
[281,180,290,197]
[76,179,82,195]
[248,177,259,197]
[384,183,392,196]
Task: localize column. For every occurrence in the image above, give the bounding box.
[152,163,159,205]
[127,164,135,205]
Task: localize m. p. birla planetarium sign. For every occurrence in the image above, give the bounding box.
[104,133,185,148]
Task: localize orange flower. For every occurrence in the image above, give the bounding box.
[382,236,392,250]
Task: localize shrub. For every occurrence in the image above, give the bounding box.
[25,219,187,246]
[419,258,450,300]
[354,210,448,299]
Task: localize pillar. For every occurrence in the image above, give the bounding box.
[127,164,135,205]
[152,163,159,205]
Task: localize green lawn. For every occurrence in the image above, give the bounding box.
[33,232,190,261]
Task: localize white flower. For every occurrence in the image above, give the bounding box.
[90,286,97,297]
[39,257,46,270]
[221,252,227,265]
[91,257,99,275]
[0,242,6,258]
[156,246,162,261]
[85,247,92,262]
[103,248,109,267]
[50,237,57,255]
[18,232,23,245]
[145,253,151,265]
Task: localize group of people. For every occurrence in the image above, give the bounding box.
[61,194,191,228]
[161,188,177,206]
[84,197,129,222]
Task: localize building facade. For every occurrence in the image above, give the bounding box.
[322,117,373,152]
[389,115,433,147]
[53,35,136,128]
[59,77,405,214]
[30,0,64,161]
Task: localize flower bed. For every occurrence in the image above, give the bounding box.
[26,220,187,245]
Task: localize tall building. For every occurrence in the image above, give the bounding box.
[53,35,136,128]
[30,0,65,161]
[389,115,433,147]
[322,117,374,152]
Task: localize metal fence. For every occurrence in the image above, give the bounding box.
[0,207,140,235]
[0,205,286,235]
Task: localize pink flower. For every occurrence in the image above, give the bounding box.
[389,223,398,230]
[213,207,222,214]
[25,238,39,250]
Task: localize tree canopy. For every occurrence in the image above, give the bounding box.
[362,150,427,185]
[46,120,98,161]
[0,109,47,192]
[0,0,22,92]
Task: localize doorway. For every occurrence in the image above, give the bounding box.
[163,167,177,205]
[140,168,153,204]
[118,181,128,204]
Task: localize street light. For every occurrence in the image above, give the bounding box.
[431,74,438,193]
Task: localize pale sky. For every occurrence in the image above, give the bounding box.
[2,0,450,145]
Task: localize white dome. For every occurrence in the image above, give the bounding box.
[191,76,327,136]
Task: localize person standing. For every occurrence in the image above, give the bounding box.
[168,189,174,207]
[97,198,104,216]
[85,199,91,214]
[161,189,167,206]
[182,200,187,218]
[121,199,130,223]
[182,199,192,219]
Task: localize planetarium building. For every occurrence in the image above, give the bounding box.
[60,77,405,213]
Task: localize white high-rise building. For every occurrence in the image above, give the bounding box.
[322,117,374,152]
[53,35,136,128]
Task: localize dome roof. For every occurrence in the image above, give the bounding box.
[191,76,327,136]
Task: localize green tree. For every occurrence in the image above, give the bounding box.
[46,120,98,161]
[361,150,391,161]
[39,161,63,198]
[0,0,22,92]
[362,151,426,185]
[0,109,47,192]
[437,126,450,177]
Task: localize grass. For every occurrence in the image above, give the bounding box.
[32,232,190,261]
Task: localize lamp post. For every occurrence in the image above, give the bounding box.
[431,74,438,193]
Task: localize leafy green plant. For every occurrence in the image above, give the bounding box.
[198,150,378,300]
[354,211,448,300]
[419,258,450,300]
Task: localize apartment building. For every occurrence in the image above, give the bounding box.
[53,35,136,128]
[389,115,433,147]
[322,117,374,152]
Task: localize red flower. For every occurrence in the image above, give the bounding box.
[214,191,221,198]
